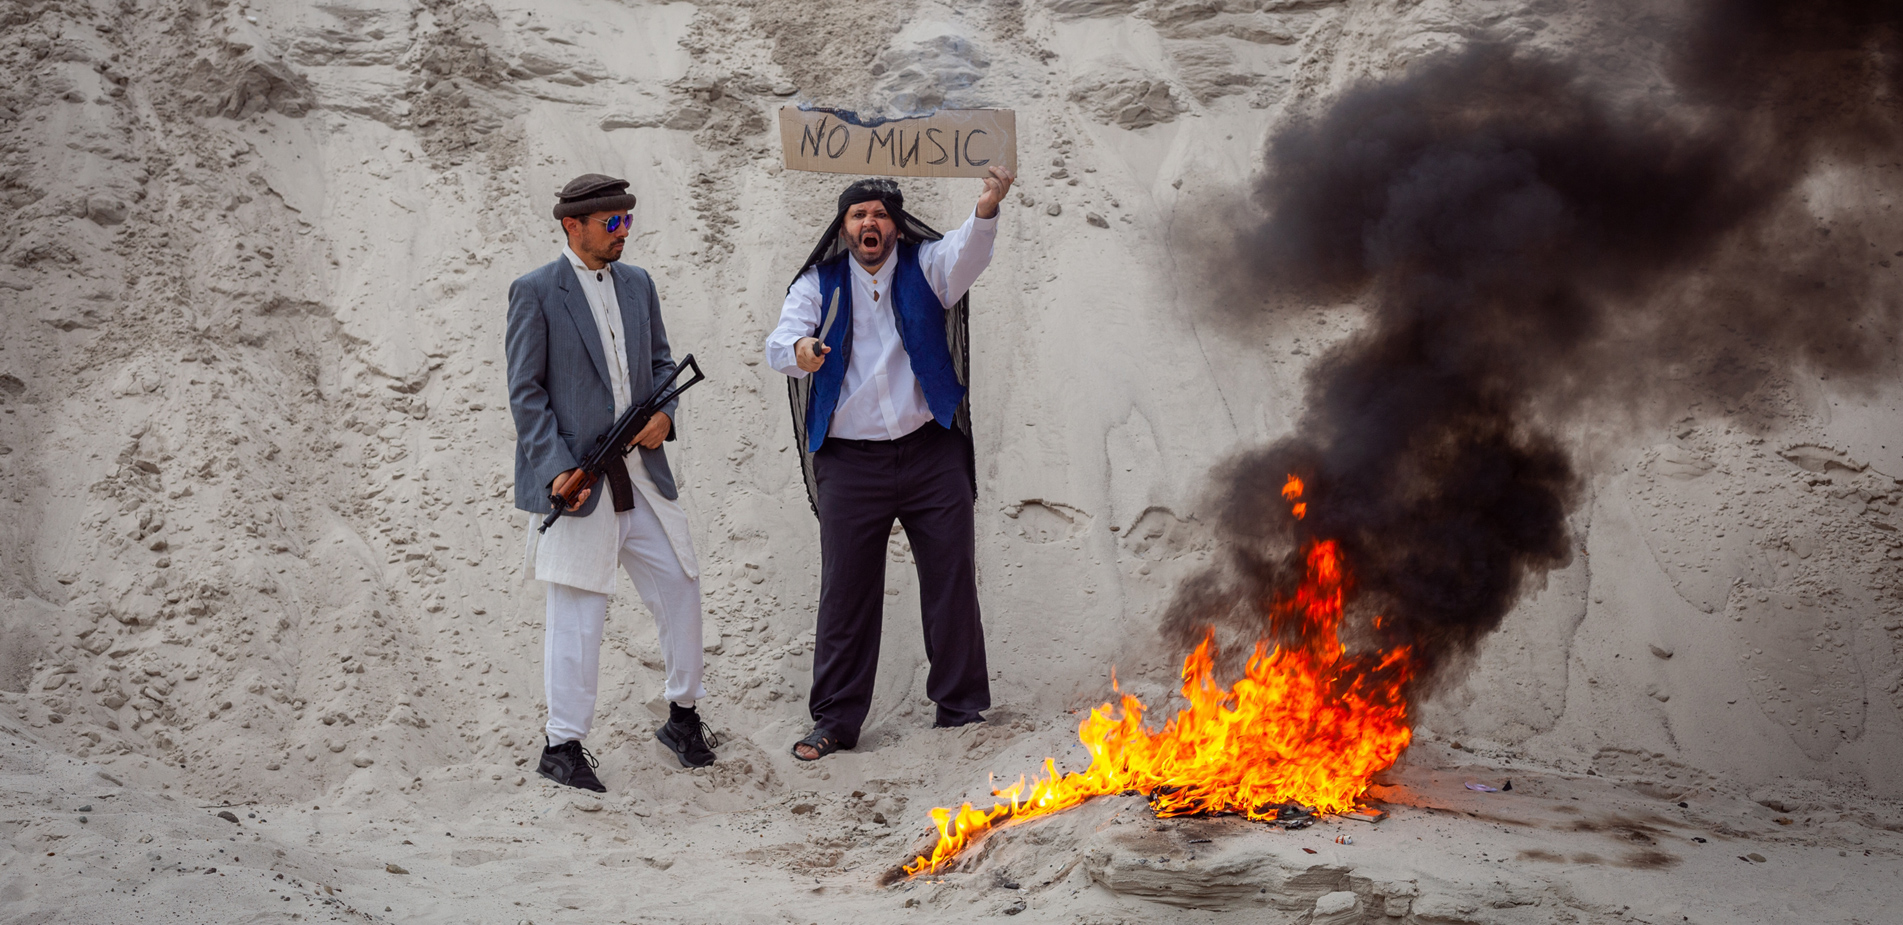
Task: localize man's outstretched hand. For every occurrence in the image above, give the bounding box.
[975,164,1016,219]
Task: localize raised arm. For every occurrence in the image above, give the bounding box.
[920,165,1014,307]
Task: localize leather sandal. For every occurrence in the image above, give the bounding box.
[791,727,847,761]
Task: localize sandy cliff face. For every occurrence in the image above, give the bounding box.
[0,0,1326,806]
[0,0,1899,922]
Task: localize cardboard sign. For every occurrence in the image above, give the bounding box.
[779,108,1017,179]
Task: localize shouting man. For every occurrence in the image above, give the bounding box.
[507,173,719,790]
[766,166,1016,760]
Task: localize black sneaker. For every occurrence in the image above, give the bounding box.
[654,702,720,768]
[537,739,606,792]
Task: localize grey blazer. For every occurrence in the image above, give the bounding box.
[506,256,681,516]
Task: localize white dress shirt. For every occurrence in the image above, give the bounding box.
[563,246,633,416]
[766,211,997,441]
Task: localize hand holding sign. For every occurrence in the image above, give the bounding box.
[975,165,1016,219]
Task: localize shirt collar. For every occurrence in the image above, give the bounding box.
[563,245,612,280]
[850,253,896,285]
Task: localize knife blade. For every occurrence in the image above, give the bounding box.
[816,286,841,345]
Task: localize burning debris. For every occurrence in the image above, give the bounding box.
[902,482,1409,876]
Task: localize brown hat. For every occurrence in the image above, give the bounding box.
[553,173,636,220]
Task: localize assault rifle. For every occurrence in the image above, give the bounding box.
[540,354,706,534]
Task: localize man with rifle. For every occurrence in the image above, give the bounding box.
[506,173,719,789]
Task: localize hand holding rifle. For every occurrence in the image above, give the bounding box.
[541,355,706,532]
[551,467,593,512]
[550,411,670,511]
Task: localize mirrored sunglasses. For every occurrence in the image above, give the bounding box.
[593,213,633,233]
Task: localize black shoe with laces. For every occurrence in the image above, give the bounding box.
[654,702,719,768]
[537,738,606,792]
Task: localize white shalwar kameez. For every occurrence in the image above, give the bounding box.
[523,247,705,747]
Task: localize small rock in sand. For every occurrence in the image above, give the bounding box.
[217,810,240,824]
[386,863,410,874]
[1313,891,1361,925]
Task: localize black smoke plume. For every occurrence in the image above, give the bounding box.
[1165,1,1903,694]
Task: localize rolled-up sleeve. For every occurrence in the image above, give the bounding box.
[766,268,824,379]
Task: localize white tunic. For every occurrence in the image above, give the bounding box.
[522,247,699,594]
[765,211,996,440]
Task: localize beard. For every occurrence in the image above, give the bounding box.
[589,238,624,264]
[848,227,894,267]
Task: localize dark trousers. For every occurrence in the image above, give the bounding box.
[809,422,988,744]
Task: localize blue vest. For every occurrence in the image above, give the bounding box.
[805,243,967,452]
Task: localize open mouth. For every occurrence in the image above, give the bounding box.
[860,232,881,249]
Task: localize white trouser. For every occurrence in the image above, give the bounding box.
[543,500,705,746]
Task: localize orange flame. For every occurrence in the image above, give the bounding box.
[902,484,1411,877]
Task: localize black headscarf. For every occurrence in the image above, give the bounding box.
[786,178,945,287]
[785,178,975,517]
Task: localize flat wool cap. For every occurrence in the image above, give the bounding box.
[553,173,637,220]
